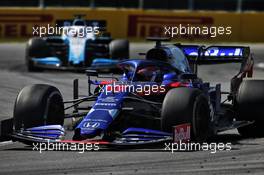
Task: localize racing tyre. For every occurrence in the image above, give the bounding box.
[13,84,64,130]
[161,88,211,142]
[109,39,129,59]
[236,79,264,137]
[25,38,50,71]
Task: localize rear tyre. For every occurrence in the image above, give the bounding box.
[237,123,264,137]
[236,79,264,137]
[13,84,64,130]
[109,39,129,59]
[161,88,211,142]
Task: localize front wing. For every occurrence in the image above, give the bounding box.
[31,57,120,72]
[0,118,253,149]
[0,119,172,148]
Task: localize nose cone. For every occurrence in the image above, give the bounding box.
[73,128,102,140]
[68,37,86,64]
[74,109,118,140]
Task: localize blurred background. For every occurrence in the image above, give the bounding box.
[0,0,264,11]
[0,0,263,42]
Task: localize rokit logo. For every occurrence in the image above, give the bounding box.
[127,15,213,39]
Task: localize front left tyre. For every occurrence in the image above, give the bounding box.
[13,84,64,130]
[25,38,50,72]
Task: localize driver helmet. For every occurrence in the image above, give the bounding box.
[137,66,158,81]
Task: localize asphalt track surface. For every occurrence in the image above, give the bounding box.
[0,43,264,175]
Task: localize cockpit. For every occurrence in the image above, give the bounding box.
[119,60,178,83]
[72,19,86,26]
[146,45,191,73]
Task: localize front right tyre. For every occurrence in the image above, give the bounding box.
[161,88,211,142]
[109,39,129,59]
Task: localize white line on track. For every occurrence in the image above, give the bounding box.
[256,62,264,69]
[0,140,13,147]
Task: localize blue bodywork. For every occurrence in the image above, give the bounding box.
[73,44,248,140]
[181,46,243,57]
[11,44,251,146]
[77,91,126,137]
[91,58,119,67]
[31,35,117,69]
[29,17,121,70]
[74,59,189,140]
[32,57,61,66]
[21,125,64,140]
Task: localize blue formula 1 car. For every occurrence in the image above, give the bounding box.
[1,39,264,147]
[25,15,129,72]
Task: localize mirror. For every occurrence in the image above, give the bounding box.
[163,72,177,81]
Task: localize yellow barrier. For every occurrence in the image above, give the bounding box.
[0,8,263,42]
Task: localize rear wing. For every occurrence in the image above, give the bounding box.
[177,45,251,64]
[176,44,254,94]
